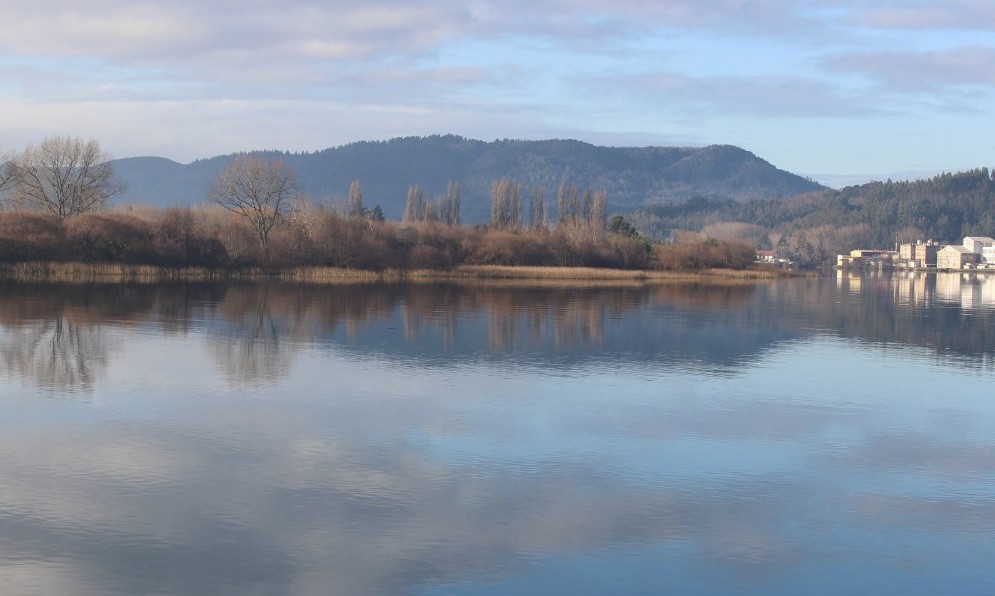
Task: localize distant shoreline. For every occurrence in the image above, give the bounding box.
[0,262,797,285]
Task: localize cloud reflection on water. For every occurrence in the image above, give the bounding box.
[0,405,815,594]
[0,277,994,593]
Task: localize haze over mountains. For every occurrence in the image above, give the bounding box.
[111,135,825,222]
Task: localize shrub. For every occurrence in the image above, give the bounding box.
[652,237,754,271]
[66,213,155,264]
[0,212,66,262]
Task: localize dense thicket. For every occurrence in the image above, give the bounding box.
[0,205,758,272]
[630,168,995,267]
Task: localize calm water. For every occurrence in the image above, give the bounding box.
[1,271,995,595]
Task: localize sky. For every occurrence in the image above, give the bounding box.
[0,0,993,187]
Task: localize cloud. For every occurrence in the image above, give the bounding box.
[0,0,828,71]
[1,0,993,176]
[853,0,995,30]
[825,46,995,93]
[0,1,469,64]
[0,2,210,61]
[0,93,570,161]
[470,0,824,38]
[583,70,882,119]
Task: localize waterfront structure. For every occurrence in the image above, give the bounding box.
[899,242,914,264]
[755,249,777,263]
[898,240,939,268]
[916,243,939,267]
[754,249,792,267]
[964,236,995,255]
[937,245,979,270]
[836,249,898,268]
[842,237,995,271]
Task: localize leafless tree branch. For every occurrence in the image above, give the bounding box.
[210,155,299,256]
[8,136,122,219]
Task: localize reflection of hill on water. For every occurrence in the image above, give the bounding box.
[1,276,990,385]
[200,282,789,372]
[0,282,788,382]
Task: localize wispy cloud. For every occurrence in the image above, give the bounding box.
[586,71,882,118]
[852,0,995,30]
[825,46,995,93]
[0,0,992,177]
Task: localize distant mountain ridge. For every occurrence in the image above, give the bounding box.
[111,135,825,222]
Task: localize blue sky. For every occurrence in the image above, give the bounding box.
[0,0,993,186]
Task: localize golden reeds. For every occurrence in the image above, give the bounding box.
[0,262,790,285]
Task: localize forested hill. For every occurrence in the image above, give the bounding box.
[630,168,995,266]
[111,135,823,222]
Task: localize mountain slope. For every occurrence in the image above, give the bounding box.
[111,135,824,222]
[628,167,995,266]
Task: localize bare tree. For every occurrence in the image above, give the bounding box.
[585,189,608,233]
[428,181,461,226]
[404,181,461,226]
[529,187,547,230]
[0,150,15,195]
[403,184,426,224]
[556,182,580,226]
[210,155,298,257]
[491,178,522,231]
[347,180,365,219]
[554,183,606,233]
[440,180,461,226]
[8,136,122,219]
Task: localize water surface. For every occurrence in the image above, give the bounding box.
[1,271,994,594]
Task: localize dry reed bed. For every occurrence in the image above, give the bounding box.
[0,262,790,285]
[0,262,223,282]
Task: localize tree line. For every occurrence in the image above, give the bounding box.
[629,168,995,268]
[0,202,748,271]
[0,137,756,272]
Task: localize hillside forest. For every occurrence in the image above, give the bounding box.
[631,168,995,267]
[109,135,825,220]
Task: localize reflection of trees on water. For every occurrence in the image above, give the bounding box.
[212,334,289,387]
[0,283,227,392]
[395,285,686,352]
[0,317,108,392]
[207,283,686,356]
[401,285,463,346]
[8,275,991,385]
[0,281,767,390]
[198,282,731,381]
[211,286,294,386]
[208,284,405,385]
[195,277,995,373]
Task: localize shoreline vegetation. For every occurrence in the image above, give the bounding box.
[0,142,789,283]
[0,206,780,284]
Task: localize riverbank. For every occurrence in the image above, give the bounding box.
[0,262,798,284]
